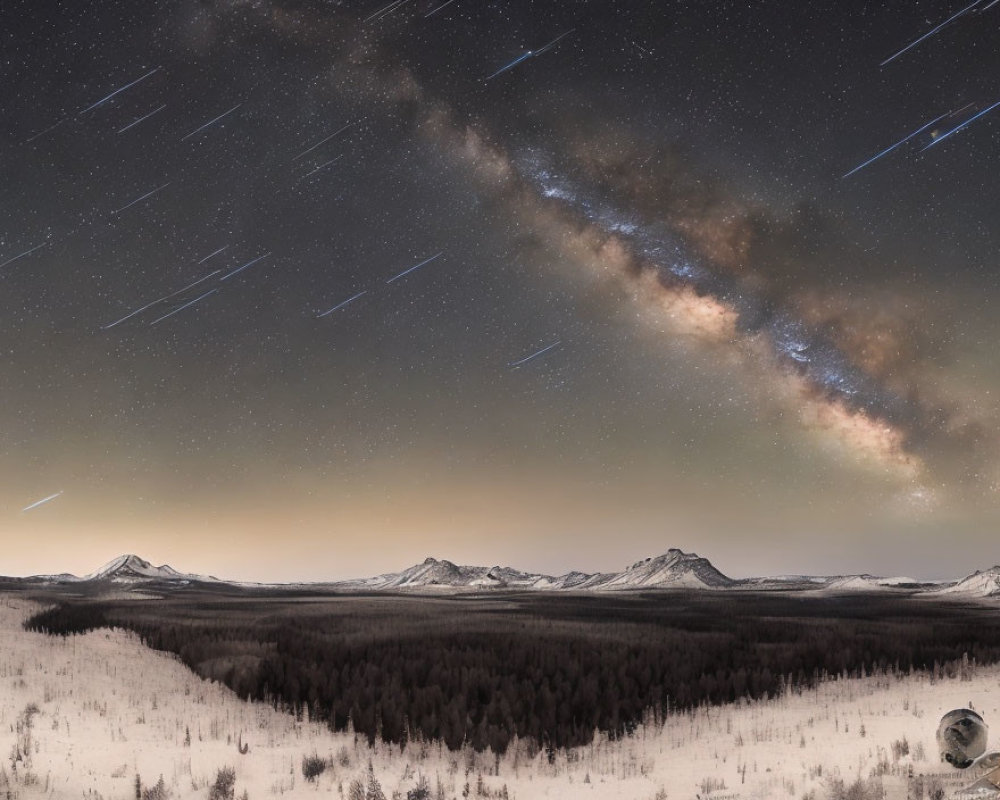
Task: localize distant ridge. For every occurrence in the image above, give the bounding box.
[10,549,997,599]
[341,547,732,592]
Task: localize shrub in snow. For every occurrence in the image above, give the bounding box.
[208,766,236,800]
[143,775,169,800]
[302,753,327,781]
[407,774,431,800]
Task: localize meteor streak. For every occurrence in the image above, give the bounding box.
[301,155,343,179]
[842,112,949,177]
[102,298,164,330]
[0,242,47,270]
[292,122,357,161]
[486,30,575,80]
[181,103,243,141]
[117,104,166,133]
[364,0,412,22]
[317,290,368,317]
[197,246,229,264]
[219,252,271,281]
[149,288,219,325]
[364,0,400,21]
[880,0,981,66]
[101,270,222,329]
[425,0,457,17]
[509,340,561,368]
[533,29,575,56]
[385,252,443,283]
[486,51,535,81]
[110,182,171,215]
[922,99,1000,151]
[22,491,62,512]
[79,68,160,114]
[24,118,66,143]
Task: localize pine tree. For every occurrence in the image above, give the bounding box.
[366,761,386,800]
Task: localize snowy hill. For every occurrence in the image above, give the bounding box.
[356,557,552,591]
[594,548,733,590]
[935,566,1000,597]
[537,570,617,590]
[821,575,895,592]
[86,554,185,582]
[28,554,223,586]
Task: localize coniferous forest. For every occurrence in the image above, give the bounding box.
[25,591,1000,752]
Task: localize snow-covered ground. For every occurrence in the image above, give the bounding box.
[0,593,995,799]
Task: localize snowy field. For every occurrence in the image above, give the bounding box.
[0,593,996,799]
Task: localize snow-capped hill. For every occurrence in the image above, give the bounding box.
[376,558,545,590]
[483,565,549,588]
[86,554,183,582]
[597,548,733,590]
[381,557,464,588]
[539,571,616,591]
[821,575,892,592]
[82,554,217,584]
[874,576,930,587]
[936,567,1000,597]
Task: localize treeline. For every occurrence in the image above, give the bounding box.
[25,592,1000,752]
[26,603,109,635]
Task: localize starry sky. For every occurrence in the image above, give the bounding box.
[3,0,1000,582]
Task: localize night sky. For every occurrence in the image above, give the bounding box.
[3,0,1000,582]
